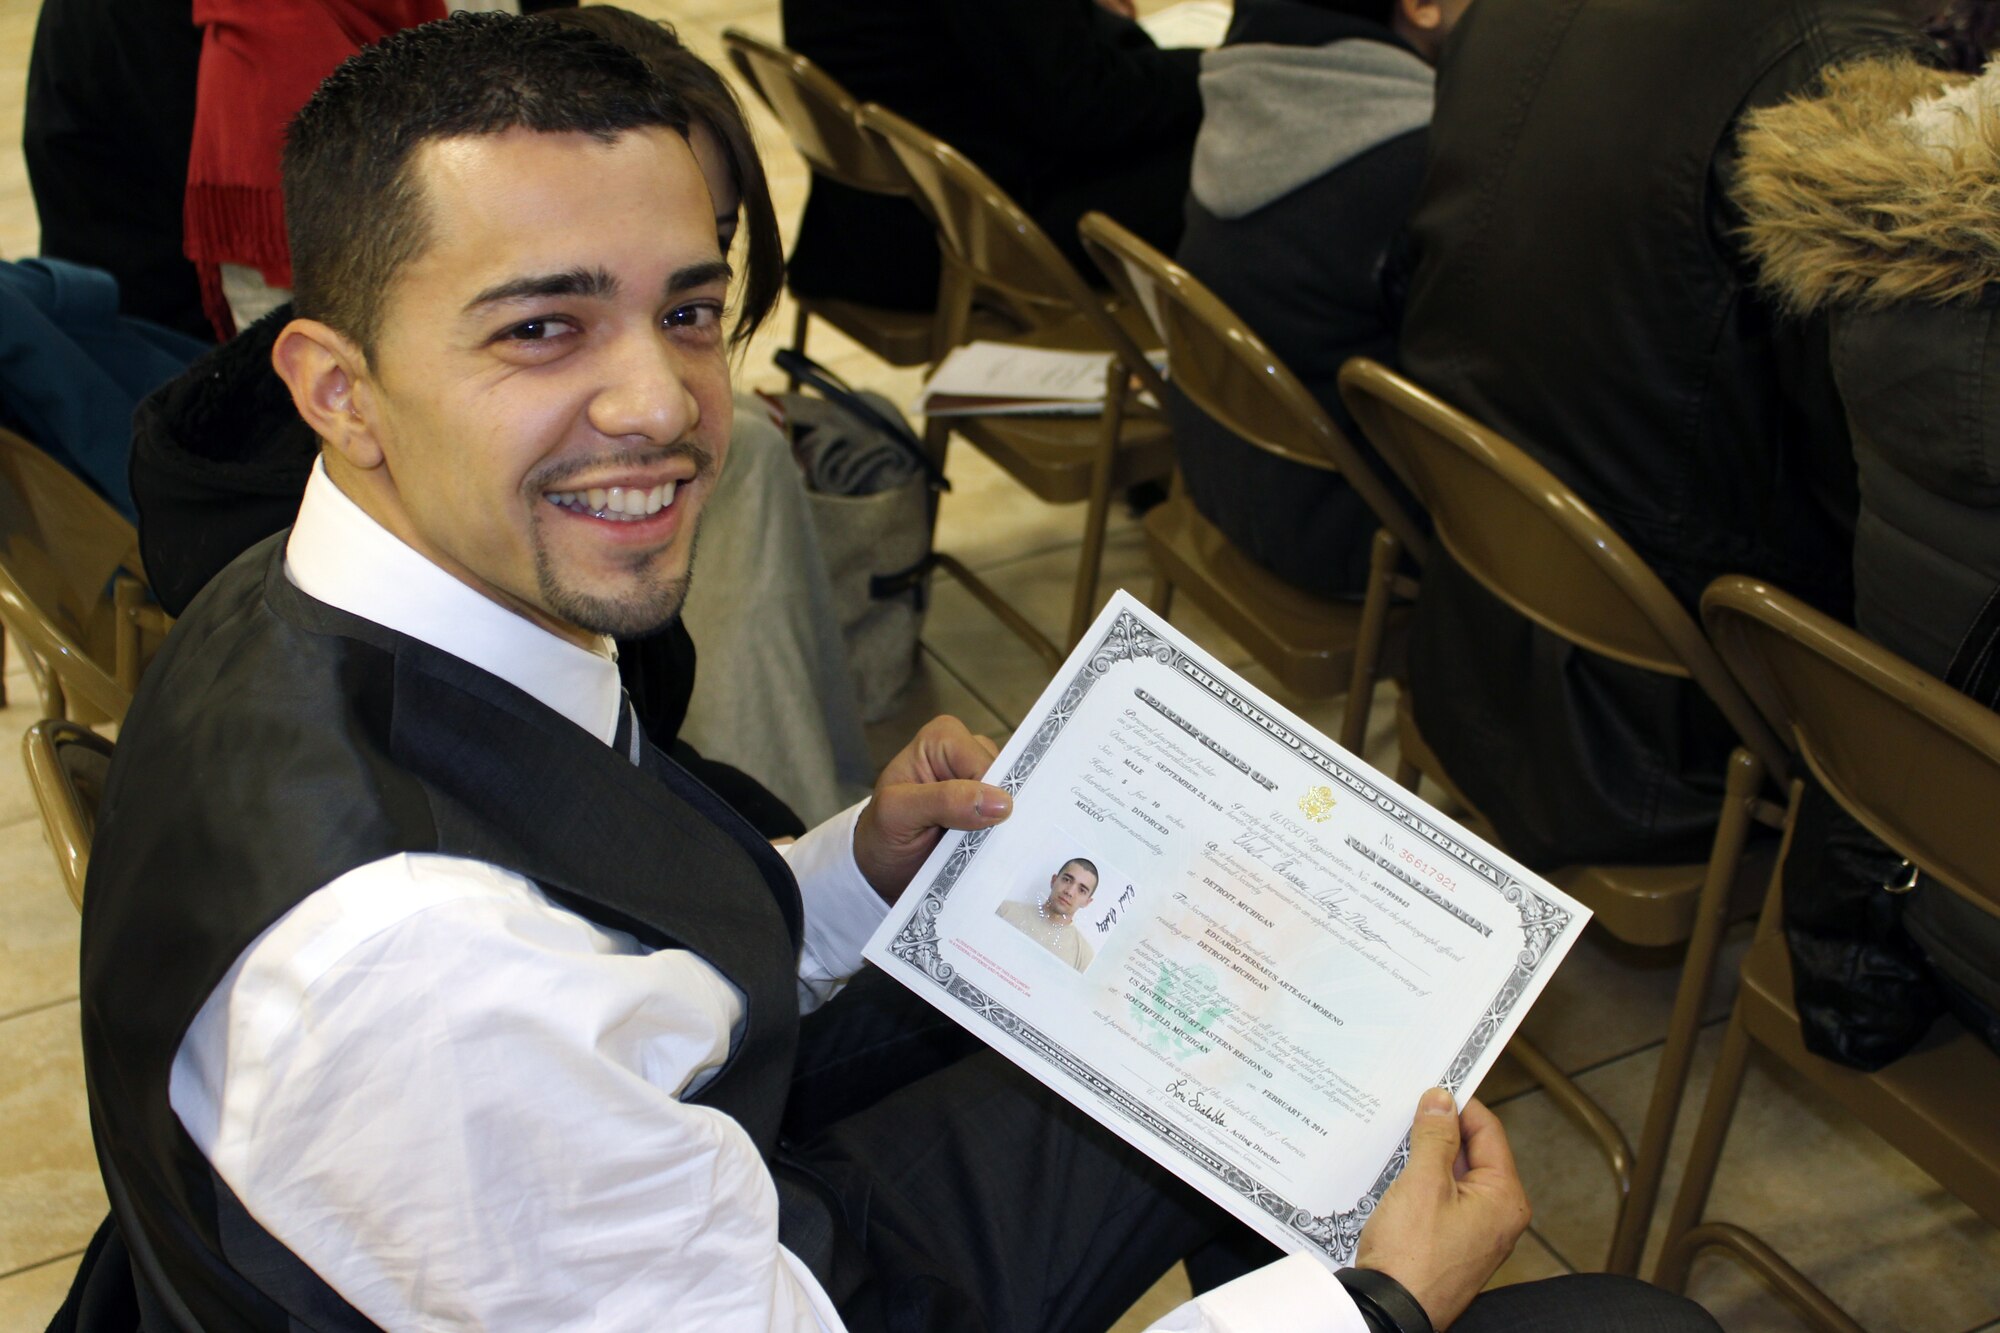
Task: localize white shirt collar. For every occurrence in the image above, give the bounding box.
[284,457,624,745]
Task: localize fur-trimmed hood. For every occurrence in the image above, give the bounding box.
[1736,57,2000,313]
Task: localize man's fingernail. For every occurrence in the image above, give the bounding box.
[1420,1087,1456,1116]
[978,788,1012,820]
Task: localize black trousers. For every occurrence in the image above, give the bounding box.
[777,970,1723,1333]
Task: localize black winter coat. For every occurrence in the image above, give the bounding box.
[1737,57,2000,1064]
[1394,0,1927,870]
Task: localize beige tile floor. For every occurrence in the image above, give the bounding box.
[2,0,1999,1328]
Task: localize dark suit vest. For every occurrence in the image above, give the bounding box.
[78,538,806,1330]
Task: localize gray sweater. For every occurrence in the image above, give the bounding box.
[1192,37,1435,220]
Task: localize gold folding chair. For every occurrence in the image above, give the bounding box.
[1650,577,2000,1330]
[855,102,1176,666]
[1335,359,1793,1273]
[722,30,1019,375]
[1075,212,1427,753]
[23,717,114,910]
[0,428,170,725]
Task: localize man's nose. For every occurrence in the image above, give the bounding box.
[588,328,701,444]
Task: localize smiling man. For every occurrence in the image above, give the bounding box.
[276,126,731,648]
[74,15,1719,1333]
[77,18,1015,1330]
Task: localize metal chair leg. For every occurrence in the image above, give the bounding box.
[933,553,1063,673]
[19,641,62,722]
[1652,1004,1756,1293]
[1066,363,1128,649]
[1658,1223,1866,1333]
[1341,527,1402,755]
[1650,1002,1865,1331]
[1605,747,1766,1274]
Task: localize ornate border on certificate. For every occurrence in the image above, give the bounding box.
[886,609,1574,1262]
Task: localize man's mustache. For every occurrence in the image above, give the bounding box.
[527,441,715,491]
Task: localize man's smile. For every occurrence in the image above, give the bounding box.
[544,480,680,522]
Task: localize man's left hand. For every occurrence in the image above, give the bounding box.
[854,715,1011,900]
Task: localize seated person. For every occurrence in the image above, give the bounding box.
[23,0,210,341]
[1169,0,1461,599]
[1735,44,2000,1064]
[781,0,1203,310]
[1395,0,1930,870]
[996,857,1099,970]
[128,7,868,826]
[76,15,1721,1332]
[185,2,446,339]
[0,256,208,519]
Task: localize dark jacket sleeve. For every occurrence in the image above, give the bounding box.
[936,0,1201,158]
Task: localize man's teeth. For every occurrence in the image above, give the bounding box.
[545,481,677,520]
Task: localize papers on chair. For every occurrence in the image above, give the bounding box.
[914,341,1168,419]
[863,592,1590,1269]
[1139,0,1234,50]
[914,342,1120,418]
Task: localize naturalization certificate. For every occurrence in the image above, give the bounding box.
[863,592,1590,1268]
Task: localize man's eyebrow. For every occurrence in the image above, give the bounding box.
[463,266,616,314]
[462,261,731,315]
[666,259,733,296]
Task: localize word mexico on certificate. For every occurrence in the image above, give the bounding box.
[864,592,1590,1268]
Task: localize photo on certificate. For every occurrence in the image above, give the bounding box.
[864,592,1591,1269]
[990,844,1136,976]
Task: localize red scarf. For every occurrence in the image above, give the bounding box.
[185,0,444,338]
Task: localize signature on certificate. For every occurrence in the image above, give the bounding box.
[1164,1076,1229,1127]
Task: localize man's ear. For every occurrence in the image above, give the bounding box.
[1401,0,1445,32]
[271,318,385,470]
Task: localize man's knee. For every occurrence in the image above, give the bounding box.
[1455,1274,1722,1333]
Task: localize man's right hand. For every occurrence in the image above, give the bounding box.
[1354,1089,1531,1330]
[852,715,1009,902]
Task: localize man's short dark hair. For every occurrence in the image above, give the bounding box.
[1060,858,1099,887]
[282,11,691,360]
[539,6,783,350]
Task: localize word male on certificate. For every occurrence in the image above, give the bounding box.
[867,593,1592,1269]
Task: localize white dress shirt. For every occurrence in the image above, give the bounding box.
[169,461,1363,1332]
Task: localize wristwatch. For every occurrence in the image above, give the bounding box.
[1335,1267,1435,1333]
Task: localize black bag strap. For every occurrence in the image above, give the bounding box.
[773,348,950,492]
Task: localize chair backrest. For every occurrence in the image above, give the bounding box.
[1704,576,2000,915]
[721,30,912,197]
[23,718,114,910]
[0,428,155,722]
[854,102,1158,365]
[1336,359,1787,777]
[1078,211,1428,562]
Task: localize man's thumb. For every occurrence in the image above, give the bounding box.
[1406,1087,1462,1172]
[889,778,1013,835]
